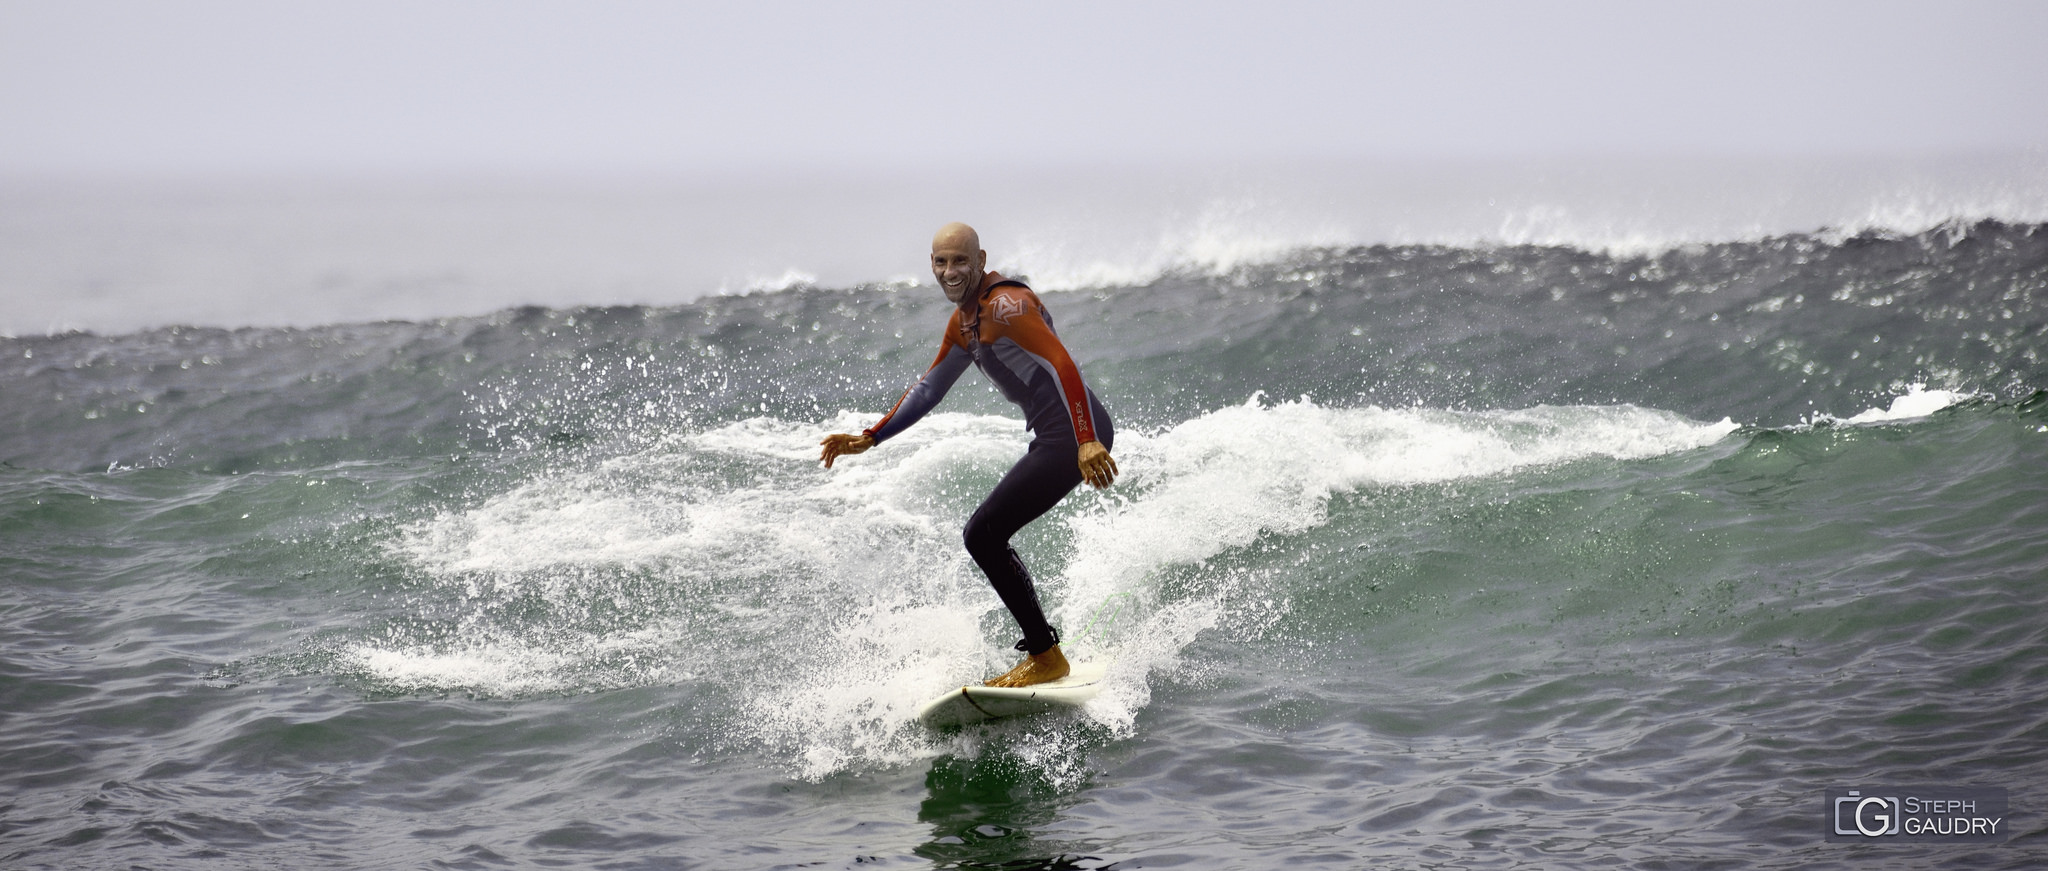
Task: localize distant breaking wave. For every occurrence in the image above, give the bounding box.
[6,153,2046,334]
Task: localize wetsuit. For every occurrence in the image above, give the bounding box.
[863,272,1114,655]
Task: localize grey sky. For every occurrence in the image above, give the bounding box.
[4,0,2045,178]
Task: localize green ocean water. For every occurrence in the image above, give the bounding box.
[3,221,2047,868]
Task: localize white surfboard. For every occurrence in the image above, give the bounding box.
[916,661,1111,728]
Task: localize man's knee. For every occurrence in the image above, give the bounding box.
[962,512,1000,560]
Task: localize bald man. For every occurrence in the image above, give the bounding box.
[820,223,1117,688]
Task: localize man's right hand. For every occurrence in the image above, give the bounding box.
[819,433,874,468]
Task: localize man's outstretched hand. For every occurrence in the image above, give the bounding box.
[1078,440,1118,489]
[819,433,874,468]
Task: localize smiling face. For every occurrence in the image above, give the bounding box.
[930,223,986,305]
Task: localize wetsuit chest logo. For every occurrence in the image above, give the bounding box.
[989,292,1025,326]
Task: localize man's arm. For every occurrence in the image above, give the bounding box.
[989,290,1116,488]
[862,341,971,445]
[819,326,969,467]
[988,291,1099,446]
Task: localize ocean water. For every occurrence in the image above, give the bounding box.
[4,202,2048,867]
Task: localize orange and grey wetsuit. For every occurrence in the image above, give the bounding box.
[863,272,1114,655]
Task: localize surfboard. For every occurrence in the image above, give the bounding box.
[916,661,1111,728]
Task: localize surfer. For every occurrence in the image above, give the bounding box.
[820,223,1118,689]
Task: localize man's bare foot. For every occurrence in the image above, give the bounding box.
[986,645,1070,688]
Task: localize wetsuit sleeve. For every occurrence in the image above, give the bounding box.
[989,293,1100,446]
[863,335,971,444]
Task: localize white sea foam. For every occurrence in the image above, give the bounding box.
[375,399,1736,776]
[338,627,689,697]
[1824,383,1974,425]
[396,479,692,576]
[1009,197,1354,291]
[721,268,819,296]
[1074,398,1735,583]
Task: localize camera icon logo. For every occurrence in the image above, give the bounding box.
[1834,791,1901,837]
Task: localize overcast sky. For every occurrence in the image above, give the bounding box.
[3,0,2045,179]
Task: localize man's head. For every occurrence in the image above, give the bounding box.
[931,222,986,304]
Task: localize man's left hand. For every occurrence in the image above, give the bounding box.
[1078,440,1118,489]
